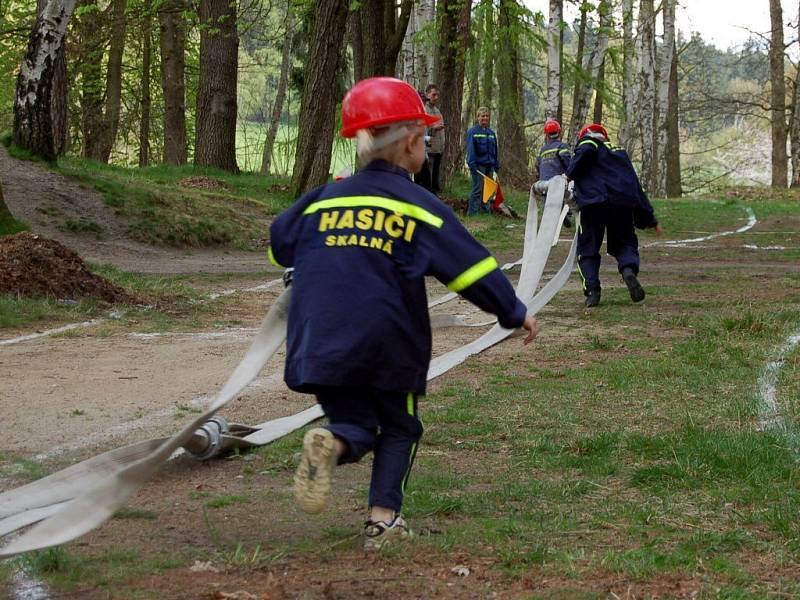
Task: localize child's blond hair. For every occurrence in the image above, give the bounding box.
[355,121,424,167]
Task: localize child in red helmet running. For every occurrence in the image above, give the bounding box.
[268,77,538,551]
[566,123,663,307]
[535,119,573,227]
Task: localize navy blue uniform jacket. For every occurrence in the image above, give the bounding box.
[536,139,571,181]
[566,137,658,229]
[465,125,500,171]
[269,160,527,395]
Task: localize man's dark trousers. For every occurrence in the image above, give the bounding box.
[577,202,640,295]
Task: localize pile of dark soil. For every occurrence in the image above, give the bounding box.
[0,232,138,303]
[440,195,468,214]
[178,176,231,190]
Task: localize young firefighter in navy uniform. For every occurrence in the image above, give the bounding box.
[565,123,663,308]
[535,119,573,227]
[268,77,538,551]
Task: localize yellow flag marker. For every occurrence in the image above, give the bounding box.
[480,172,498,204]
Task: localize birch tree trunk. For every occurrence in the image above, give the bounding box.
[261,8,293,175]
[769,0,788,188]
[99,0,127,163]
[436,0,471,180]
[158,0,188,165]
[290,0,348,195]
[655,0,676,197]
[13,0,77,161]
[617,0,636,151]
[569,4,587,135]
[399,0,434,86]
[637,0,657,194]
[592,58,605,124]
[568,0,611,144]
[195,0,239,173]
[544,0,562,120]
[138,0,152,167]
[36,0,68,156]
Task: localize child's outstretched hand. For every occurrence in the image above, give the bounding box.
[655,223,664,236]
[522,315,538,345]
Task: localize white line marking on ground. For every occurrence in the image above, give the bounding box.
[644,206,756,248]
[757,329,800,434]
[0,320,101,346]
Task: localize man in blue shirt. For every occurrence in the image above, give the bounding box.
[465,107,500,215]
[566,123,663,308]
[269,78,538,551]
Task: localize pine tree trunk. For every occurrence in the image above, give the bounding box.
[791,1,800,188]
[654,0,675,197]
[436,0,471,181]
[769,0,788,188]
[479,0,494,108]
[139,0,152,167]
[195,0,239,172]
[348,5,364,83]
[665,45,682,197]
[261,7,293,175]
[13,0,77,162]
[0,181,15,224]
[290,0,348,196]
[158,0,187,165]
[617,0,636,151]
[497,0,528,185]
[76,0,105,160]
[637,0,657,194]
[98,0,127,163]
[544,0,562,120]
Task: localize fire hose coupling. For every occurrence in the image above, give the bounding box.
[282,267,295,288]
[186,416,230,461]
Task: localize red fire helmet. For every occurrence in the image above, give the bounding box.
[543,119,561,135]
[577,123,609,141]
[341,77,442,138]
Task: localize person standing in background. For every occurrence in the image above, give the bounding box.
[424,85,445,195]
[465,107,500,216]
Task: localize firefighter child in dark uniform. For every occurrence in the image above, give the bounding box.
[268,77,539,551]
[535,119,573,227]
[565,123,663,308]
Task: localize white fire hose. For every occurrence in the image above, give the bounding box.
[0,176,576,557]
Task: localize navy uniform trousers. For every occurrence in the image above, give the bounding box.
[577,202,640,295]
[315,386,422,512]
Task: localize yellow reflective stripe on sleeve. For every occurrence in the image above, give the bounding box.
[447,256,498,292]
[407,392,415,416]
[267,245,284,268]
[578,139,598,148]
[303,196,444,228]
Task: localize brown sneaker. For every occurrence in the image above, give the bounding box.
[294,428,337,514]
[363,515,412,551]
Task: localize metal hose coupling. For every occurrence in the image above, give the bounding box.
[185,416,230,461]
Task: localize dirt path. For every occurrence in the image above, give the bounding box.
[0,146,271,274]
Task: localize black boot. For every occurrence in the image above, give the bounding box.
[585,289,601,308]
[563,210,573,228]
[622,267,645,303]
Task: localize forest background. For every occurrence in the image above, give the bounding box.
[2,0,800,201]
